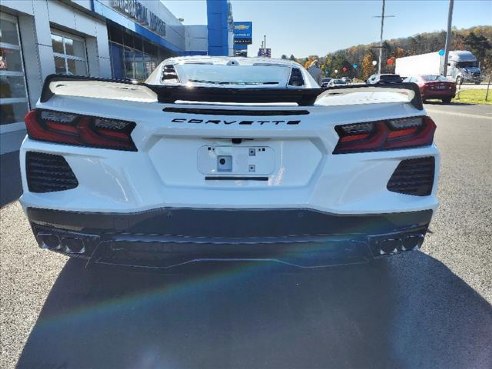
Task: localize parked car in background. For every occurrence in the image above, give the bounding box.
[341,77,352,84]
[327,78,347,87]
[366,74,403,85]
[320,77,332,88]
[404,74,456,103]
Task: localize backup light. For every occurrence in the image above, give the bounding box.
[387,117,422,129]
[25,110,137,151]
[333,116,436,154]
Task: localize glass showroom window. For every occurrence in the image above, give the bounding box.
[51,30,88,76]
[0,12,29,126]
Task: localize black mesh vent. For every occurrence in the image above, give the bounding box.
[162,65,179,82]
[26,152,78,193]
[288,68,304,86]
[387,157,435,196]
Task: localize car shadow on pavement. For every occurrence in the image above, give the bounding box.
[424,101,474,106]
[0,151,22,208]
[17,252,491,369]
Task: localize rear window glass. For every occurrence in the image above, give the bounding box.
[421,75,448,82]
[174,64,291,86]
[381,75,402,82]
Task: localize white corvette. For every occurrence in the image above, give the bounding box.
[20,57,439,268]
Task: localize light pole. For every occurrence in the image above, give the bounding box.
[443,0,454,77]
[373,0,394,74]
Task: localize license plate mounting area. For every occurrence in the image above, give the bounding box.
[197,146,275,176]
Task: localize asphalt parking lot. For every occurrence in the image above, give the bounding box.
[1,103,491,369]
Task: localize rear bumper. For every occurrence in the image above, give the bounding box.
[27,207,433,268]
[421,91,456,99]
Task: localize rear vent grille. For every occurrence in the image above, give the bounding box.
[26,152,78,193]
[288,68,304,86]
[162,65,179,83]
[387,157,435,196]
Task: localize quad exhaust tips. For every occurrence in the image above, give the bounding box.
[36,232,86,254]
[372,233,425,256]
[34,226,426,261]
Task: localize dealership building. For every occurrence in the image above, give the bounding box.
[0,0,246,157]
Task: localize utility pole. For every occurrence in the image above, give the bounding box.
[373,0,394,74]
[443,0,454,77]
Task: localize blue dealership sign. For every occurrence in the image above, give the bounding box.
[234,21,252,44]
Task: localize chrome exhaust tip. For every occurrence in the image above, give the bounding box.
[401,234,424,251]
[377,238,402,255]
[61,238,85,254]
[36,233,61,250]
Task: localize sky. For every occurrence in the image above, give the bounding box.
[163,0,492,58]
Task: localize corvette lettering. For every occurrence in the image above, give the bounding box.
[171,118,300,125]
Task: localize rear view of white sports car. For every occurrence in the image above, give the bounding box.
[20,56,439,268]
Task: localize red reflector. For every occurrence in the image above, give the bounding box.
[387,127,418,139]
[45,121,78,134]
[25,110,137,151]
[97,128,129,140]
[340,133,371,143]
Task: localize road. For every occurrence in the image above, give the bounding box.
[1,103,491,369]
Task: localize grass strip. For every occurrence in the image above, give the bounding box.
[453,89,492,105]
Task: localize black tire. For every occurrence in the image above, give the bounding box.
[442,97,452,103]
[475,81,481,85]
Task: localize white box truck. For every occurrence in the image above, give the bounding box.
[395,50,482,84]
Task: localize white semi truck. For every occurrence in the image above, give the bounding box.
[395,50,482,84]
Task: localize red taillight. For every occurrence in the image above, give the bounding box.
[25,110,137,151]
[333,116,436,154]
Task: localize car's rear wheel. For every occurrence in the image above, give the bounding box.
[442,97,452,103]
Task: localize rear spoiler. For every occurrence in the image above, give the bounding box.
[40,75,422,109]
[320,83,423,110]
[40,74,322,106]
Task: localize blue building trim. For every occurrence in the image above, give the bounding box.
[206,0,229,56]
[92,1,183,53]
[181,51,208,56]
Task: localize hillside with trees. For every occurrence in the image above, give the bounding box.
[293,26,492,81]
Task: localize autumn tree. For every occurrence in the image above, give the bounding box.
[361,52,376,80]
[465,32,491,60]
[307,26,491,78]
